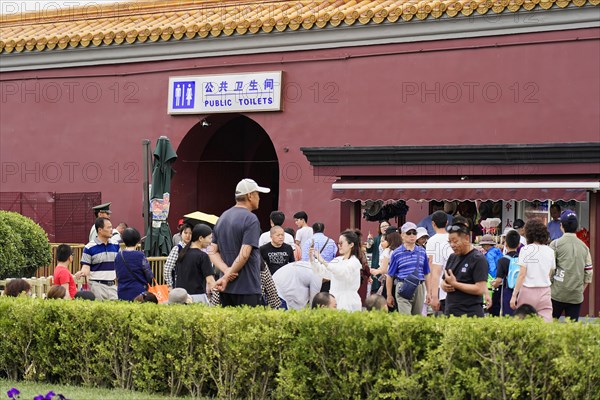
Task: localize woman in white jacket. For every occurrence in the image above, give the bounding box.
[309,230,362,311]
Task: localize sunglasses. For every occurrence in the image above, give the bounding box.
[446,224,470,233]
[404,230,417,236]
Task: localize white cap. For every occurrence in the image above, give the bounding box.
[401,222,418,233]
[416,227,429,240]
[235,178,271,196]
[168,288,193,304]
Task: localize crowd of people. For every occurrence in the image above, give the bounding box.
[2,179,594,322]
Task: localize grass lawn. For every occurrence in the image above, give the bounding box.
[0,379,206,400]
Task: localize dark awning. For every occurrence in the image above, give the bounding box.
[331,180,599,202]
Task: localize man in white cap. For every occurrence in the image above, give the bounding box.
[210,178,270,307]
[386,221,431,315]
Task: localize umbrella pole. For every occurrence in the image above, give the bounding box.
[142,139,151,236]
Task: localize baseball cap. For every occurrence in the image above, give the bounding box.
[416,227,429,240]
[401,222,417,233]
[178,218,184,226]
[235,178,271,196]
[513,219,525,229]
[560,210,577,224]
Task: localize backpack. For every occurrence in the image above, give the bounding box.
[504,255,520,289]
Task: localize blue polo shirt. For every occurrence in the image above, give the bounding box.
[387,245,430,280]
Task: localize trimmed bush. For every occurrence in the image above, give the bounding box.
[0,216,26,278]
[0,297,598,400]
[0,211,51,279]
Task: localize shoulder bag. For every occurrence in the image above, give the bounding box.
[396,249,422,300]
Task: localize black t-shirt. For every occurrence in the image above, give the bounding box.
[174,248,214,295]
[444,248,489,317]
[496,250,518,288]
[260,242,295,275]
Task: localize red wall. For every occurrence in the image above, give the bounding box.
[1,28,599,236]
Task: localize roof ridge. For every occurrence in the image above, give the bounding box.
[0,0,285,26]
[0,0,597,54]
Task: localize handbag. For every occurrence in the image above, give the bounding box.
[396,250,422,300]
[147,278,169,304]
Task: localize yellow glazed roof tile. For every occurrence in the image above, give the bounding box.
[0,0,597,54]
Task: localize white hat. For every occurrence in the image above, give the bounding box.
[168,288,193,304]
[416,227,429,240]
[235,178,271,196]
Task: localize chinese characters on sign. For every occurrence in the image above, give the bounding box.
[168,72,282,114]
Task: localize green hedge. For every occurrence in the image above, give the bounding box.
[0,211,51,279]
[0,297,598,400]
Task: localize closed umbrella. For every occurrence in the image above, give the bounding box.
[144,136,177,257]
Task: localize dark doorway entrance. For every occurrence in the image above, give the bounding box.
[172,114,279,232]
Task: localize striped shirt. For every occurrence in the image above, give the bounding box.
[81,238,120,281]
[387,245,430,280]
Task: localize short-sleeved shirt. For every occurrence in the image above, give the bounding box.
[212,206,262,295]
[518,244,554,287]
[426,233,452,300]
[444,249,488,317]
[496,250,518,288]
[387,245,430,280]
[295,226,314,256]
[81,238,120,281]
[260,242,295,275]
[53,265,76,299]
[175,248,214,295]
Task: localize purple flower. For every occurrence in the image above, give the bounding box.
[33,396,44,400]
[44,392,56,400]
[7,388,20,399]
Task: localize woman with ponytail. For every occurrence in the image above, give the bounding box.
[174,224,216,304]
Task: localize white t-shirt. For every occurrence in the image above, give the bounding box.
[379,248,391,267]
[425,233,452,300]
[295,226,314,256]
[518,244,555,287]
[258,231,295,249]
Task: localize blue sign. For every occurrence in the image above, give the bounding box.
[172,81,195,109]
[168,72,282,114]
